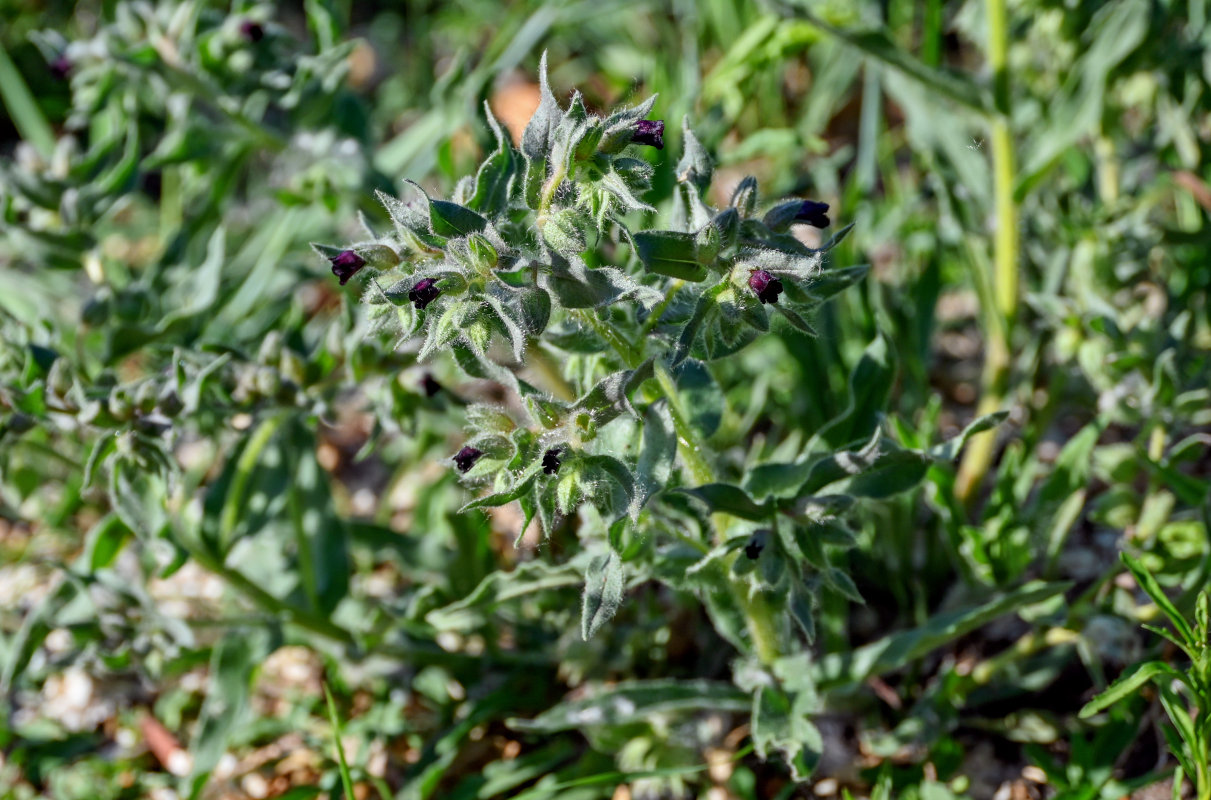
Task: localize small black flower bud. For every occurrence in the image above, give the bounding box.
[330,250,366,285]
[632,120,665,150]
[239,19,265,42]
[744,533,765,560]
[453,446,483,473]
[408,278,441,310]
[421,373,442,397]
[158,386,184,417]
[541,448,562,475]
[748,269,783,305]
[81,291,111,326]
[793,200,830,228]
[6,412,36,435]
[49,55,72,81]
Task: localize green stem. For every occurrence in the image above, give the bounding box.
[536,163,567,228]
[652,361,781,665]
[956,0,1017,504]
[653,361,713,485]
[637,280,684,339]
[579,310,643,369]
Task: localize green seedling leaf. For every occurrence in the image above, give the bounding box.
[1121,552,1197,649]
[1079,660,1186,719]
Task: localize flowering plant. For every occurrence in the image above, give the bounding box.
[321,54,1004,777]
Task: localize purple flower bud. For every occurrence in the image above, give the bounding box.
[239,20,265,42]
[408,278,441,310]
[49,55,72,81]
[632,120,665,150]
[329,250,366,285]
[453,446,483,473]
[421,372,442,397]
[794,200,830,228]
[541,448,562,475]
[748,269,783,305]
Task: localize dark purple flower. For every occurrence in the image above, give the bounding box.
[329,250,366,285]
[793,200,830,228]
[239,20,265,42]
[748,269,783,305]
[453,446,483,473]
[632,120,665,150]
[541,448,562,475]
[49,55,72,81]
[421,372,442,397]
[744,533,764,560]
[408,278,441,310]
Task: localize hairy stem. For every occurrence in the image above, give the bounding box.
[652,361,782,665]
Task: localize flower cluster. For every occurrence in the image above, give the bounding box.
[319,54,855,534]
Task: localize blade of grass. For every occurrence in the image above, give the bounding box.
[324,683,356,800]
[0,42,55,158]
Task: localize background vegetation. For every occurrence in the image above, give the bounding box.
[2,0,1209,798]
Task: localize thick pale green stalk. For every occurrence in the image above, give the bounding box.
[957,0,1017,503]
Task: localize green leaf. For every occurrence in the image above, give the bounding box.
[85,514,130,571]
[324,685,356,800]
[540,254,657,309]
[1121,552,1196,649]
[821,450,931,499]
[469,103,517,215]
[797,14,991,115]
[508,680,749,733]
[811,333,894,449]
[751,686,823,782]
[675,359,723,438]
[581,552,625,640]
[928,411,1010,461]
[286,420,350,616]
[1079,660,1186,719]
[426,560,583,632]
[633,231,708,281]
[676,483,770,522]
[189,631,268,789]
[813,581,1071,689]
[635,401,676,512]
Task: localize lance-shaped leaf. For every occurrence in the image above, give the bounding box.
[1079,661,1188,719]
[928,411,1010,461]
[571,361,654,427]
[633,230,708,281]
[539,252,659,308]
[376,186,443,252]
[581,552,625,639]
[676,483,771,522]
[469,102,517,215]
[426,560,584,632]
[522,52,564,207]
[677,117,713,193]
[509,680,749,733]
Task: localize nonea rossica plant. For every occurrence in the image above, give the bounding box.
[319,54,1002,778]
